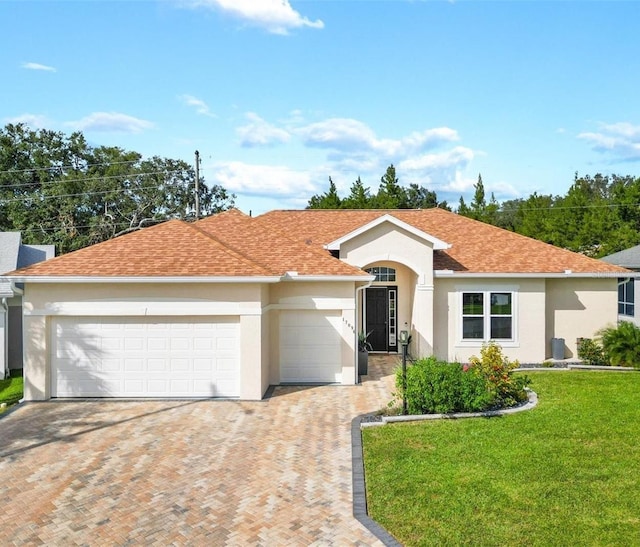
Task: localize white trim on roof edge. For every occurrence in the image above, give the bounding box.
[1,276,282,284]
[282,273,374,282]
[324,214,451,251]
[434,271,632,278]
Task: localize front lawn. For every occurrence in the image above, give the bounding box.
[0,370,23,412]
[363,371,640,546]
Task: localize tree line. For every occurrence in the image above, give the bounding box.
[0,124,235,253]
[308,166,640,258]
[3,123,639,260]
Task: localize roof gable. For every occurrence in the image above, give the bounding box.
[325,213,450,251]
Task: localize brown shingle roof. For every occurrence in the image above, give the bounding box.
[9,210,366,278]
[8,207,628,278]
[195,209,365,276]
[9,219,273,277]
[255,208,629,274]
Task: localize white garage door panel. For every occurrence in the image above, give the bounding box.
[51,317,239,398]
[279,310,342,383]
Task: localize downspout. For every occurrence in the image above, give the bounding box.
[355,280,373,384]
[1,297,8,380]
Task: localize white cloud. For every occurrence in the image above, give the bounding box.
[578,122,640,161]
[181,0,324,35]
[237,112,290,147]
[298,118,377,150]
[211,161,316,197]
[4,113,50,128]
[66,112,154,133]
[297,118,459,158]
[223,113,477,204]
[398,146,474,171]
[179,94,216,118]
[22,62,56,72]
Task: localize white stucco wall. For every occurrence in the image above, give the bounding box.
[339,222,434,287]
[22,282,269,401]
[433,277,547,364]
[545,278,618,359]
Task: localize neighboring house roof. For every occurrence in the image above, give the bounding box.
[5,208,628,279]
[255,208,629,275]
[0,232,54,274]
[601,244,640,270]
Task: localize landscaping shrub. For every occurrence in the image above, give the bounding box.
[577,337,609,366]
[396,356,492,414]
[395,343,529,414]
[469,342,530,408]
[600,321,640,368]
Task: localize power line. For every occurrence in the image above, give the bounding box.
[0,168,191,191]
[16,218,170,235]
[0,184,171,204]
[0,158,147,176]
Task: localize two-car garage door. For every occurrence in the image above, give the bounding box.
[51,317,239,398]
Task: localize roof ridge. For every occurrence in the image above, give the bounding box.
[7,219,182,275]
[186,222,275,276]
[253,215,366,274]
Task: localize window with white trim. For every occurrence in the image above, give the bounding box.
[365,266,396,282]
[618,278,634,317]
[462,291,514,341]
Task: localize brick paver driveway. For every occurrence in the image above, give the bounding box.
[0,357,396,545]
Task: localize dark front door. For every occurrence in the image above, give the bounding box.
[365,287,399,352]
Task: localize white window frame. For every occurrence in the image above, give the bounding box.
[618,278,635,317]
[365,266,396,283]
[457,288,518,347]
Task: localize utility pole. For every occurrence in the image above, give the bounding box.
[194,150,200,221]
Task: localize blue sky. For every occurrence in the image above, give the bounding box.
[2,0,639,214]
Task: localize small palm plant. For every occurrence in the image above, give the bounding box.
[599,321,640,368]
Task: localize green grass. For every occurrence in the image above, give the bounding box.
[362,372,640,546]
[0,370,23,412]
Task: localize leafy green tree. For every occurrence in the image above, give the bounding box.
[457,196,471,216]
[469,174,487,220]
[374,164,408,208]
[405,183,437,209]
[0,123,235,253]
[496,198,524,231]
[307,176,342,209]
[342,176,372,209]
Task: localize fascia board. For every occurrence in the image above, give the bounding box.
[2,275,282,284]
[325,214,451,251]
[434,271,631,278]
[282,274,375,282]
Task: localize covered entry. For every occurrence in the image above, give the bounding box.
[365,284,398,352]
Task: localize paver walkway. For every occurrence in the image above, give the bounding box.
[0,355,397,546]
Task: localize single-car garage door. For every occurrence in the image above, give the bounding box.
[51,316,239,398]
[279,310,342,383]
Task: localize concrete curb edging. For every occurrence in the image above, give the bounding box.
[351,414,403,547]
[362,389,538,427]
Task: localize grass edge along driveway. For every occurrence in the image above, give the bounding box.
[362,371,640,546]
[0,371,23,413]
